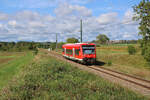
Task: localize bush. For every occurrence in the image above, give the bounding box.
[128,45,136,55]
[107,60,112,66]
[34,48,38,55]
[144,46,150,62]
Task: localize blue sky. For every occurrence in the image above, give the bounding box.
[0,0,141,42]
[0,0,140,16]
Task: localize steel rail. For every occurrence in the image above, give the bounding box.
[88,66,150,90]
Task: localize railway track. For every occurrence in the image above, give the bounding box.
[89,66,150,90]
[42,49,150,96]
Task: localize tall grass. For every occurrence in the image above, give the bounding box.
[0,52,34,89]
[0,52,148,100]
[96,45,150,80]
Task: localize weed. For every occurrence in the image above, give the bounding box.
[107,60,112,66]
[0,52,34,89]
[0,51,148,100]
[128,45,136,55]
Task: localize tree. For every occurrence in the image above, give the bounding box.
[96,34,109,44]
[57,42,65,48]
[128,45,136,55]
[50,43,56,50]
[66,37,79,43]
[133,0,150,62]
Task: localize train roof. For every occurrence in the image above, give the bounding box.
[62,43,95,48]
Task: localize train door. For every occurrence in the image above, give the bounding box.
[73,48,75,57]
[64,48,66,55]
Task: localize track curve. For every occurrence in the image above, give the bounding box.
[41,49,150,97]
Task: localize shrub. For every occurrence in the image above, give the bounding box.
[128,45,136,55]
[107,60,112,66]
[34,48,38,55]
[96,44,101,47]
[144,46,150,62]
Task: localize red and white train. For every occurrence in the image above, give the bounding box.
[62,43,96,64]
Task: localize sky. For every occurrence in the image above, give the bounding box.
[0,0,141,42]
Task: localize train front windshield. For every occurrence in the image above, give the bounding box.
[82,45,95,54]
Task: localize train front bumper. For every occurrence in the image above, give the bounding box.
[83,58,96,63]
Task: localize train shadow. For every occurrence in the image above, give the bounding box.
[95,61,106,66]
[64,57,105,66]
[85,61,106,66]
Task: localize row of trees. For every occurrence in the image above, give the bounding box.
[65,34,138,44]
[0,34,140,52]
[0,42,37,52]
[65,34,109,44]
[0,41,65,52]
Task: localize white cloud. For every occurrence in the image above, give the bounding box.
[7,0,58,8]
[0,24,3,28]
[0,13,9,20]
[15,11,41,21]
[29,21,45,28]
[62,0,93,4]
[123,34,132,38]
[122,9,138,25]
[54,3,92,18]
[0,4,140,42]
[44,15,54,21]
[8,20,17,26]
[97,12,118,24]
[5,0,93,9]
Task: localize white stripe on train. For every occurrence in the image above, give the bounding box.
[63,55,83,61]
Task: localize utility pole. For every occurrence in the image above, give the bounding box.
[80,19,82,43]
[56,33,57,50]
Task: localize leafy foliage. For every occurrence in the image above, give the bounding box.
[49,42,65,50]
[133,0,150,62]
[96,34,109,44]
[143,43,150,62]
[0,41,37,52]
[107,60,112,66]
[66,37,79,43]
[128,45,136,55]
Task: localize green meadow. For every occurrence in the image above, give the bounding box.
[0,52,34,89]
[96,44,150,80]
[55,44,150,80]
[0,51,148,99]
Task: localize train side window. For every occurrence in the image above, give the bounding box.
[75,49,80,55]
[66,49,72,55]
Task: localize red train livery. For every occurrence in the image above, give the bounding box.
[62,43,96,64]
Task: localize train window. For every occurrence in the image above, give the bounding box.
[82,45,95,54]
[82,45,95,49]
[75,49,80,55]
[66,49,72,55]
[83,49,95,54]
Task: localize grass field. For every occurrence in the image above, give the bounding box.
[0,51,34,89]
[96,44,150,80]
[54,44,150,80]
[0,51,148,99]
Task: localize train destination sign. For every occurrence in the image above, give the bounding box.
[82,47,95,49]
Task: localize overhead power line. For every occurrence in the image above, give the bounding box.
[127,0,138,7]
[80,19,83,43]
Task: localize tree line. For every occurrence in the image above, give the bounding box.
[0,35,139,52]
[0,41,37,52]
